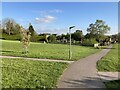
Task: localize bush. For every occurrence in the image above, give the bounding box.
[30,35,42,42]
[82,39,98,46]
[48,35,57,43]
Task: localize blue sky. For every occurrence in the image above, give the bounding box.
[2,2,118,35]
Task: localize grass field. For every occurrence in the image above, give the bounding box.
[2,58,68,88]
[97,44,119,71]
[1,40,100,60]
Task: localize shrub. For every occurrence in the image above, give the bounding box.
[82,39,98,46]
[30,35,42,42]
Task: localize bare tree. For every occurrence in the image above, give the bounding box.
[20,27,31,54]
[2,18,16,35]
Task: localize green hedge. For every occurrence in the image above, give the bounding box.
[1,34,45,42]
[1,34,21,41]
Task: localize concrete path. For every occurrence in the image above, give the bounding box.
[57,45,112,88]
[98,72,120,82]
[0,56,74,63]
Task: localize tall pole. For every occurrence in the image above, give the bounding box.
[69,28,71,60]
[69,26,75,60]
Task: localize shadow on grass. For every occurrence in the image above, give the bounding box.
[94,47,116,49]
[0,50,23,54]
[104,48,116,49]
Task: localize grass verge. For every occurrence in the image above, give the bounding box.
[97,44,119,89]
[97,44,119,71]
[2,58,68,88]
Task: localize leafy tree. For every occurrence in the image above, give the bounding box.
[56,35,61,40]
[65,33,70,40]
[87,23,97,36]
[48,34,56,43]
[84,33,90,39]
[111,34,118,42]
[118,33,120,43]
[72,30,83,43]
[95,20,110,35]
[87,19,110,42]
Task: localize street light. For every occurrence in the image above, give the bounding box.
[69,26,75,60]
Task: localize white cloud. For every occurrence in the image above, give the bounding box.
[49,9,63,13]
[34,9,63,15]
[35,15,56,23]
[35,25,68,35]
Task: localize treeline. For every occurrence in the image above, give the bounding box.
[0,18,119,46]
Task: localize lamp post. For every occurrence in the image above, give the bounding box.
[69,26,75,60]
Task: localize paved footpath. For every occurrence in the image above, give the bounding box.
[0,55,74,63]
[98,72,120,82]
[57,45,113,88]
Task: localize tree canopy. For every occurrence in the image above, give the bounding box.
[87,19,110,42]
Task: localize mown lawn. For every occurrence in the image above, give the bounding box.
[1,40,100,60]
[97,44,119,71]
[2,58,68,88]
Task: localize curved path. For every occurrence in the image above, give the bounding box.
[57,45,112,88]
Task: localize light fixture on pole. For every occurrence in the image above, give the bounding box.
[69,26,75,60]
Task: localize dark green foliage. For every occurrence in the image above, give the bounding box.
[82,39,98,46]
[87,19,110,42]
[30,35,42,42]
[71,30,83,42]
[105,80,120,89]
[48,34,56,43]
[28,23,36,36]
[1,33,21,40]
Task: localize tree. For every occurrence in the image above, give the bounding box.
[20,27,31,53]
[2,18,21,35]
[0,20,1,29]
[72,30,83,43]
[87,23,97,35]
[87,20,110,42]
[111,34,118,43]
[28,23,36,36]
[118,33,120,43]
[95,20,110,35]
[2,18,16,35]
[14,24,21,34]
[48,34,56,43]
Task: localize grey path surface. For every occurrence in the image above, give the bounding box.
[98,72,120,82]
[57,45,112,88]
[0,55,74,63]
